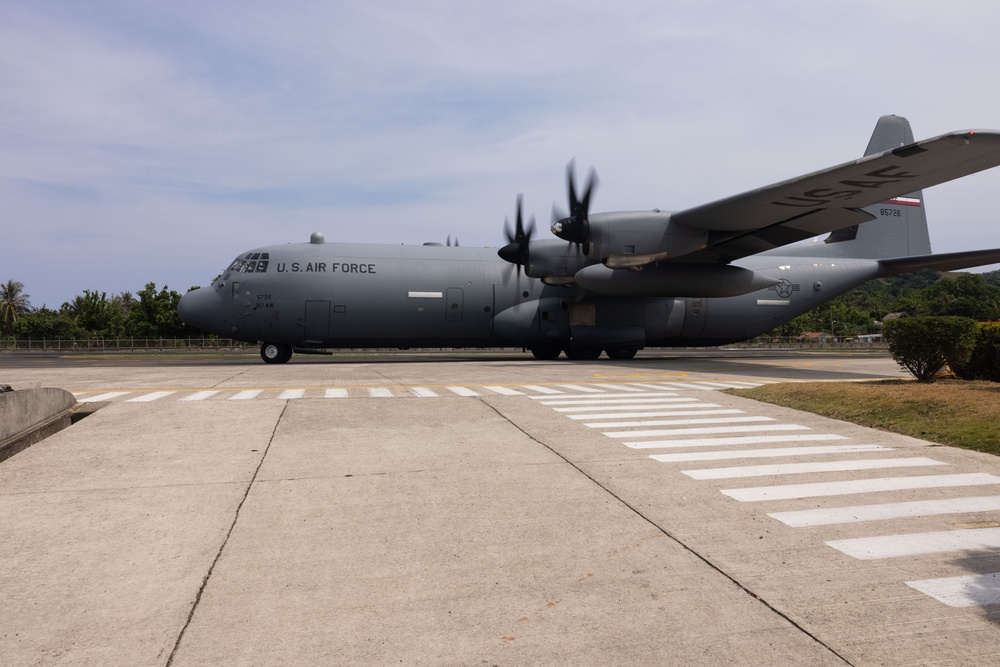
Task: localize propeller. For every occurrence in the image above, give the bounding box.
[498,194,535,274]
[551,160,598,252]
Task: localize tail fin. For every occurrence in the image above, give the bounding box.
[815,115,932,259]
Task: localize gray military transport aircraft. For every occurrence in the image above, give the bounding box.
[178,115,1000,363]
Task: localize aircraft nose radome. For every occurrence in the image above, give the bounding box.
[177,287,222,333]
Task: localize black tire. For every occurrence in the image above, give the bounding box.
[530,345,562,360]
[605,347,638,360]
[564,347,602,360]
[260,342,293,364]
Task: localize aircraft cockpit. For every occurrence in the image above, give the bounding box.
[226,252,270,275]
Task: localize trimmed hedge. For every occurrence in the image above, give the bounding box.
[953,322,1000,382]
[883,316,978,383]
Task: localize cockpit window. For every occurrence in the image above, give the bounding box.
[227,252,270,273]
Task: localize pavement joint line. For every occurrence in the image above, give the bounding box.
[483,399,854,666]
[165,401,289,666]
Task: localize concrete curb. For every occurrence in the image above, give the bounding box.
[0,387,77,463]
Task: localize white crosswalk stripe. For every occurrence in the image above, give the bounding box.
[682,457,946,480]
[554,402,719,413]
[907,574,1000,608]
[538,396,694,405]
[446,386,480,397]
[827,527,1000,560]
[623,434,847,449]
[277,389,305,399]
[482,386,523,395]
[585,415,773,429]
[180,390,221,401]
[521,385,563,394]
[770,495,1000,527]
[229,390,263,401]
[126,391,175,402]
[568,408,742,420]
[722,473,1000,502]
[607,423,810,439]
[651,444,892,463]
[76,391,131,402]
[409,387,438,397]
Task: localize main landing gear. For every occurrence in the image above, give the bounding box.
[260,342,293,364]
[529,346,639,361]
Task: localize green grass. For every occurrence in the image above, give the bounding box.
[728,380,1000,456]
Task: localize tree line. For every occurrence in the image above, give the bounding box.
[766,269,1000,339]
[3,269,1000,341]
[1,280,201,340]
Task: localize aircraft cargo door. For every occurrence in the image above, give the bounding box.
[304,300,330,340]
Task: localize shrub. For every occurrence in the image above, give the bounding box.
[883,316,978,383]
[953,322,1000,382]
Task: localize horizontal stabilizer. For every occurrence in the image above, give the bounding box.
[879,248,1000,274]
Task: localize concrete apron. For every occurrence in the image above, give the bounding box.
[0,396,845,666]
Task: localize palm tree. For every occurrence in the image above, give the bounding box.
[1,280,32,335]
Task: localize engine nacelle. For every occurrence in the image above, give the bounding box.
[522,239,592,282]
[574,263,780,297]
[586,211,709,268]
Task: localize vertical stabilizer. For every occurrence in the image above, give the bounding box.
[814,115,932,259]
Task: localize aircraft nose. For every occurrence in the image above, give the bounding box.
[178,286,223,333]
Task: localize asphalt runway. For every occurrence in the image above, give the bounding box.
[4,350,1000,665]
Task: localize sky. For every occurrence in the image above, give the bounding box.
[4,0,1000,309]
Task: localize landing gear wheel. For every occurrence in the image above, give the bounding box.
[605,347,638,360]
[530,345,562,360]
[564,347,602,360]
[260,342,293,364]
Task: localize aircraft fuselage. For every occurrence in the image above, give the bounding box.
[178,237,882,361]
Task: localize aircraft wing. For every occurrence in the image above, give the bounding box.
[670,130,1000,263]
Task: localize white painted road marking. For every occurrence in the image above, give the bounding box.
[605,423,809,439]
[553,401,711,413]
[229,390,263,401]
[446,386,480,397]
[651,445,891,463]
[723,473,1000,502]
[569,409,744,420]
[827,526,1000,560]
[483,386,523,395]
[540,397,701,406]
[907,574,1000,607]
[522,385,563,394]
[180,390,221,401]
[277,389,306,400]
[76,391,131,402]
[770,495,1000,527]
[325,388,349,398]
[409,387,438,397]
[586,416,773,429]
[368,388,394,398]
[126,391,175,402]
[624,434,848,449]
[682,457,946,480]
[555,384,604,393]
